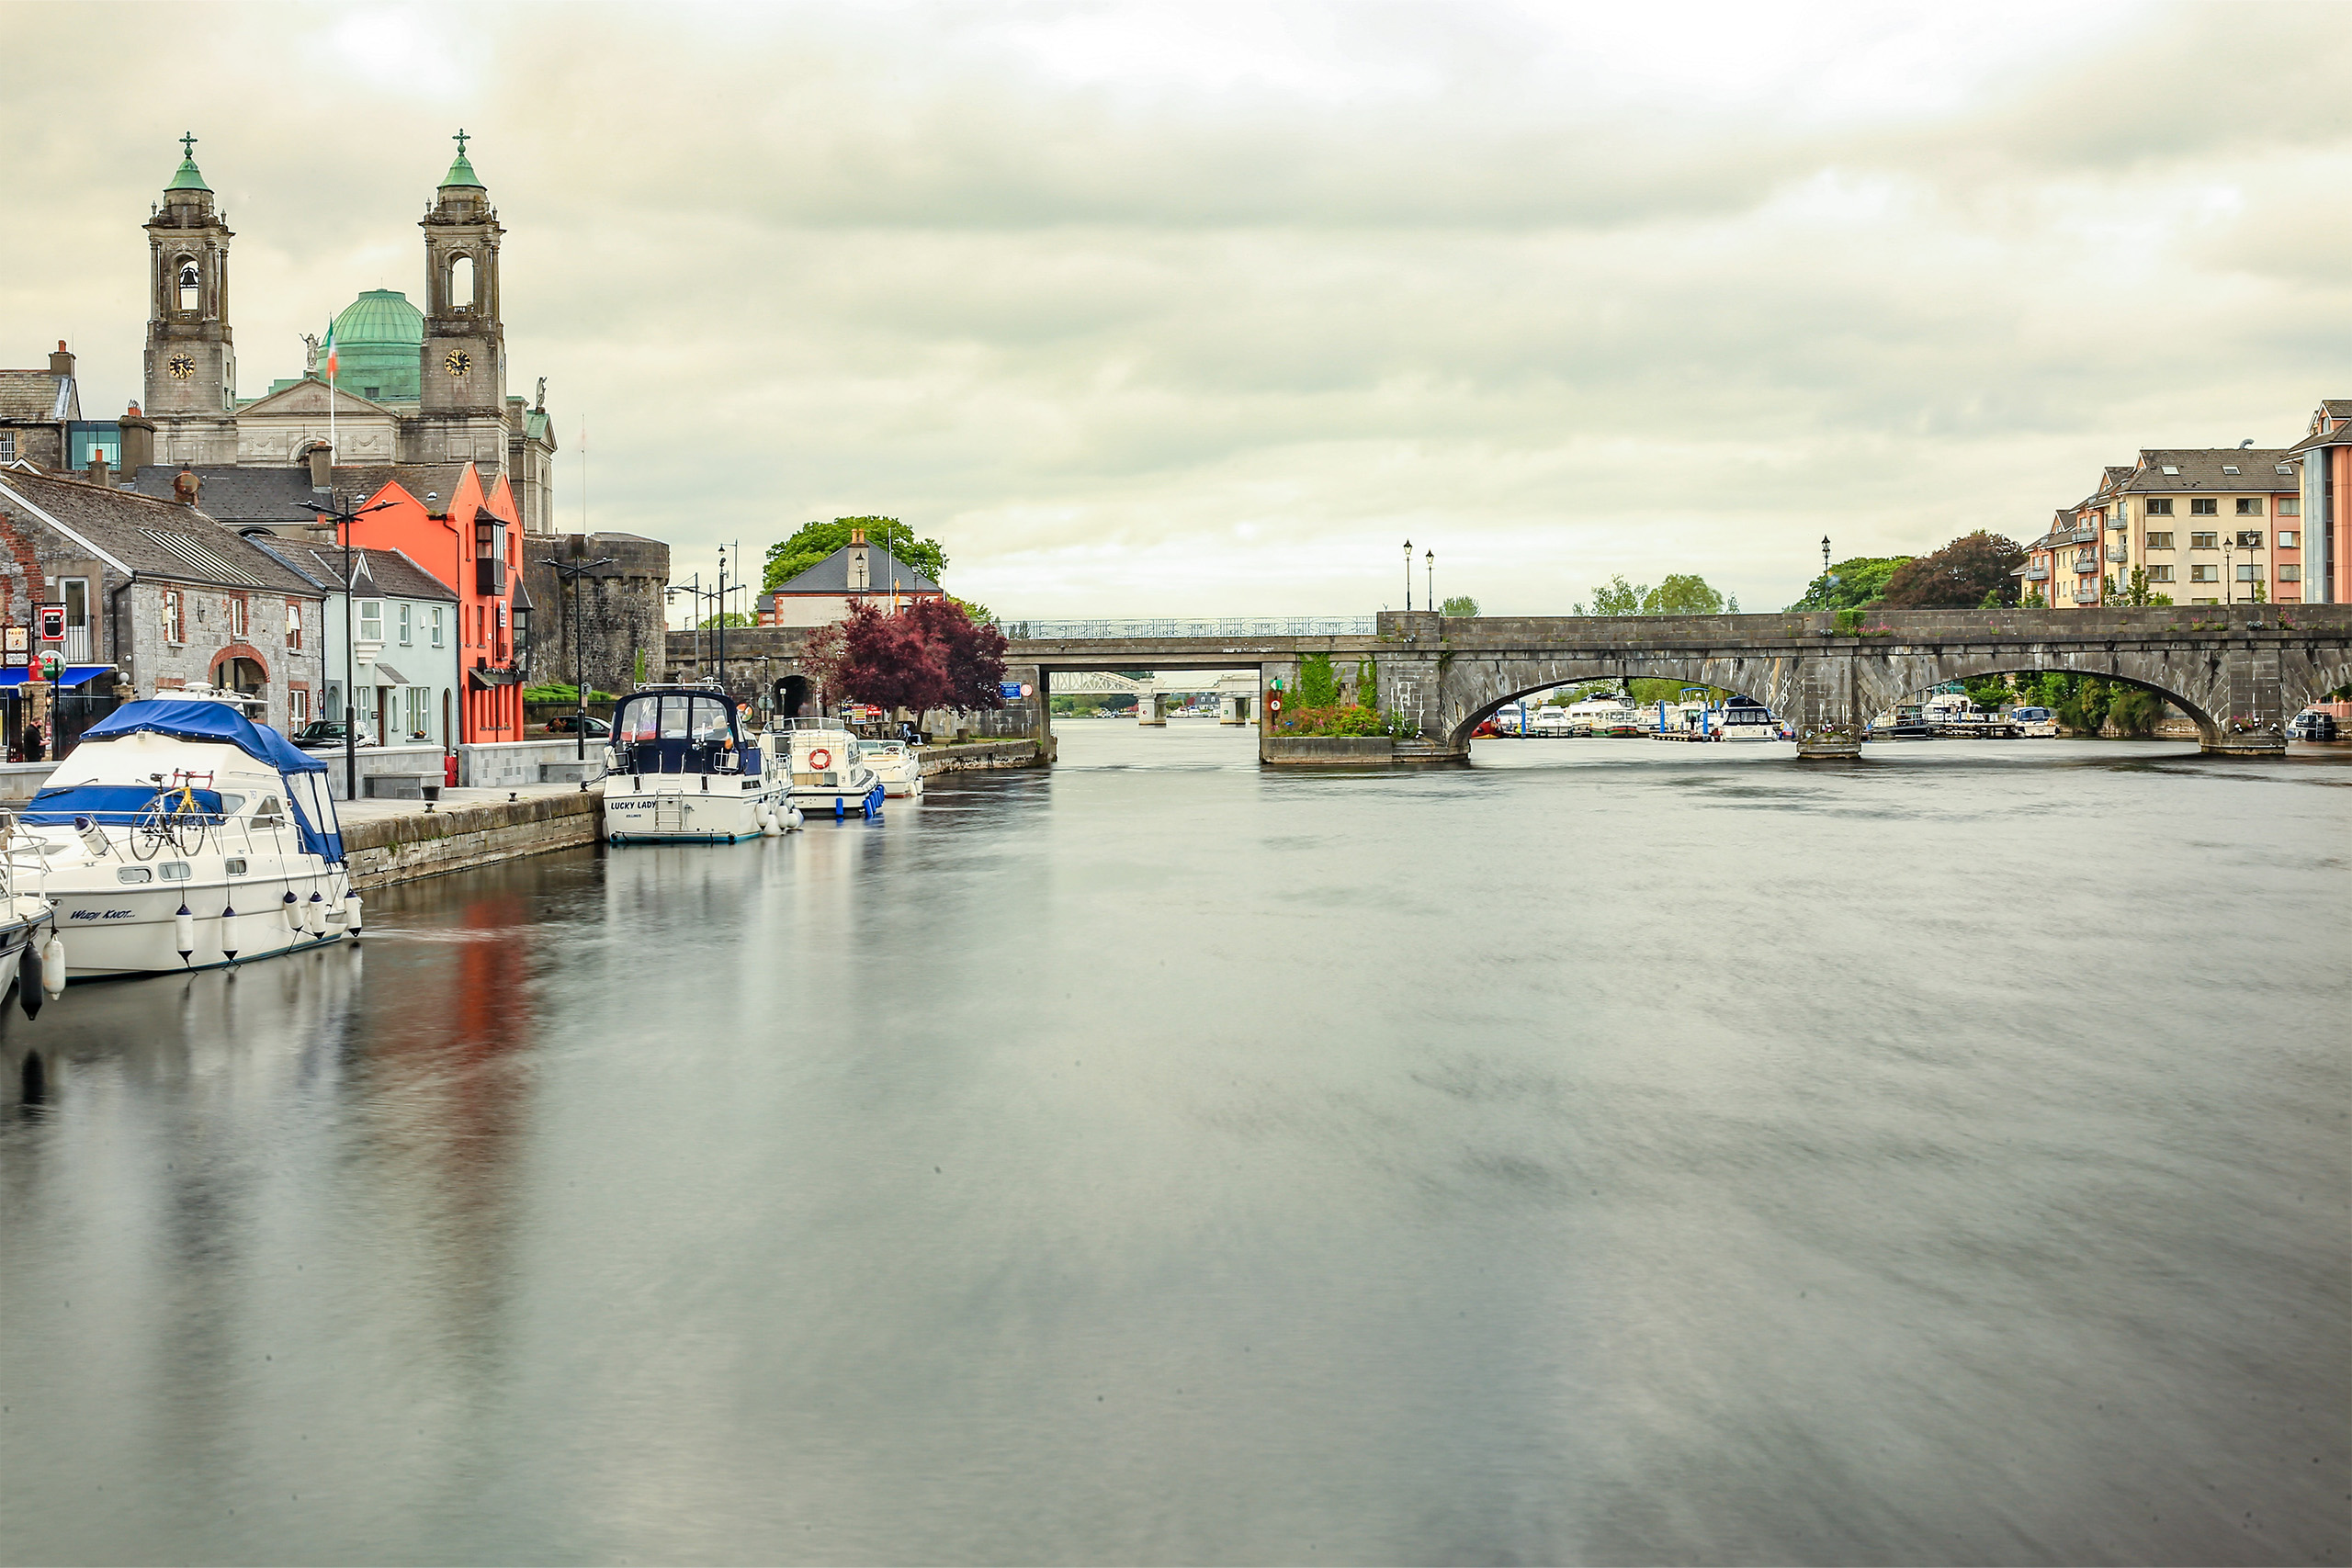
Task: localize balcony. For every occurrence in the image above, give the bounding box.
[2024,566,2050,581]
[2073,586,2099,604]
[2074,554,2099,572]
[2066,526,2097,544]
[2107,545,2128,563]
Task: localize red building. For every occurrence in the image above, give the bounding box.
[341,461,530,742]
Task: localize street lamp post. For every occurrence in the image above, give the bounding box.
[538,555,616,760]
[1425,549,1434,615]
[1403,539,1413,612]
[293,491,399,802]
[2224,538,2235,605]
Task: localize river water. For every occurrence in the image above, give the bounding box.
[2,723,2346,1565]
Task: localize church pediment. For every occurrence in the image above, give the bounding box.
[237,378,398,418]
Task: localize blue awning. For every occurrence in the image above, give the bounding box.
[0,665,114,690]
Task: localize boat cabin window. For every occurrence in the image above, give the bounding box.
[615,693,739,773]
[216,793,247,815]
[117,866,153,885]
[254,796,285,826]
[160,863,193,881]
[225,858,248,875]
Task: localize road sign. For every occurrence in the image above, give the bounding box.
[999,681,1023,699]
[1270,697,1283,712]
[1020,682,1033,698]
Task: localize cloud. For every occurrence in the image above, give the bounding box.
[5,0,2346,616]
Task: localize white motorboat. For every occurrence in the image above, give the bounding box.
[601,684,800,844]
[0,820,62,1016]
[17,694,358,978]
[782,720,885,821]
[859,739,926,799]
[1715,695,1784,740]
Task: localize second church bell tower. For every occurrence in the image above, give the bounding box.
[415,130,507,469]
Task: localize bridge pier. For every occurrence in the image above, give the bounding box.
[1136,691,1166,727]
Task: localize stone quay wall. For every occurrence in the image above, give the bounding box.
[343,786,602,891]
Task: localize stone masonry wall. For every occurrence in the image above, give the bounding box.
[522,532,670,696]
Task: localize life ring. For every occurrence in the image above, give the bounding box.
[808,747,831,769]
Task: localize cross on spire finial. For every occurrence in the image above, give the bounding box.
[180,131,198,159]
[453,128,469,156]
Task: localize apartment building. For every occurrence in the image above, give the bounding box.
[2027,448,2305,607]
[2288,399,2348,604]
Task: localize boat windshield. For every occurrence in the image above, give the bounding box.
[613,692,740,773]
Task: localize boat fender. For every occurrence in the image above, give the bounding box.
[344,893,363,940]
[74,814,110,860]
[282,890,303,931]
[40,933,64,999]
[175,904,195,966]
[306,892,327,937]
[786,806,803,830]
[17,941,42,1020]
[220,901,238,966]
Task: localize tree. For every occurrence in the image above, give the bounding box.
[803,599,1008,715]
[1962,674,2013,712]
[1440,595,1479,617]
[947,593,994,626]
[698,611,752,629]
[1788,556,1912,612]
[1880,532,2029,609]
[1297,654,1340,707]
[1588,576,1646,615]
[763,517,946,592]
[2110,686,2166,736]
[2109,568,2173,608]
[1639,574,1725,615]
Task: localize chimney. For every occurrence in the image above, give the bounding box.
[119,404,155,474]
[307,443,332,491]
[173,464,201,507]
[48,341,73,379]
[86,447,112,487]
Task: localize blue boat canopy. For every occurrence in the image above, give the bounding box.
[75,699,343,863]
[81,698,325,774]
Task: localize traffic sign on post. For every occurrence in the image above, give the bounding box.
[998,681,1022,700]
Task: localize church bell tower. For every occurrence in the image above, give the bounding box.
[141,133,238,461]
[416,130,508,469]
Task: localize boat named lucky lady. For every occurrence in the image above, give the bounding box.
[603,683,800,844]
[15,691,357,978]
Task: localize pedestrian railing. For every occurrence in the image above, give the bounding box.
[998,617,1377,640]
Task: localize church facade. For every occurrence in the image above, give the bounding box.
[132,135,560,534]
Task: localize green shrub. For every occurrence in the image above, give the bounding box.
[1297,654,1340,707]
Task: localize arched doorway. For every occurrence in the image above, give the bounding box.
[776,675,811,718]
[213,655,267,702]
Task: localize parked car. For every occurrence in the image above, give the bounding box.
[293,719,376,750]
[2288,710,2339,742]
[543,713,611,738]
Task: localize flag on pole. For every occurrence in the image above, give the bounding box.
[322,317,338,463]
[322,319,339,382]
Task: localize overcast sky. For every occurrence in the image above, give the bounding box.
[7,2,2346,617]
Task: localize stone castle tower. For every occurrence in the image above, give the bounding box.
[140,135,238,461]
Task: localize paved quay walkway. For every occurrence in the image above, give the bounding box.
[335,780,597,827]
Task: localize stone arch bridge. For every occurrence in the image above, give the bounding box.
[664,606,2352,761]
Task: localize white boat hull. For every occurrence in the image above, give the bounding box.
[788,778,886,819]
[47,867,351,977]
[604,774,797,843]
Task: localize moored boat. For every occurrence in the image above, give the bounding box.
[602,683,799,844]
[17,693,358,978]
[783,720,885,821]
[860,739,926,799]
[0,825,62,1015]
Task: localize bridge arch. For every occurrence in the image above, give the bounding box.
[1442,654,1800,751]
[1855,651,2226,745]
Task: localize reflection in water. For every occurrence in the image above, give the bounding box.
[0,727,2345,1565]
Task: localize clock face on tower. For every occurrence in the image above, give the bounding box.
[444,350,471,377]
[166,355,196,380]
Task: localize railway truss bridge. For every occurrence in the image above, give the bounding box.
[668,606,2352,762]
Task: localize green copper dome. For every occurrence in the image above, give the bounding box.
[322,288,424,403]
[165,131,209,191]
[440,150,484,189]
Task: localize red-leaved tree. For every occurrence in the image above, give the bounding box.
[1880,531,2030,609]
[804,599,1009,714]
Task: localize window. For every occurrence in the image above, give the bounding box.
[2280,498,2301,516]
[2278,530,2298,548]
[2222,464,2241,475]
[229,597,246,639]
[405,685,428,740]
[398,603,413,645]
[2145,532,2174,550]
[159,863,192,882]
[2235,530,2263,548]
[287,602,303,650]
[429,605,445,647]
[2190,498,2217,515]
[117,866,153,885]
[358,600,382,640]
[2191,531,2219,549]
[2190,564,2220,582]
[2147,564,2175,582]
[162,589,184,645]
[2236,497,2263,515]
[0,434,14,462]
[225,859,247,876]
[2236,564,2258,581]
[254,796,284,826]
[2280,564,2301,582]
[289,686,310,723]
[2145,499,2174,516]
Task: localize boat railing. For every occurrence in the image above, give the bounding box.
[14,805,300,860]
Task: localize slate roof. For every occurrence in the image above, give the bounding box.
[244,539,457,603]
[2120,448,2301,492]
[128,462,475,523]
[0,466,322,595]
[769,543,943,595]
[0,370,73,422]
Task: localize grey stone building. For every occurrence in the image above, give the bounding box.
[0,463,326,734]
[129,134,560,533]
[0,343,82,471]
